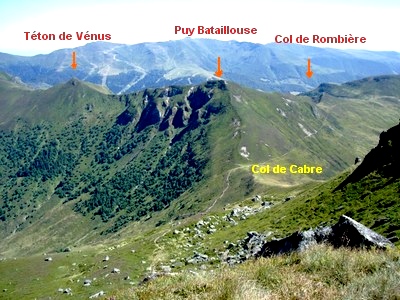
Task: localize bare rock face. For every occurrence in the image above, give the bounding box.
[136,97,161,132]
[327,215,394,249]
[243,231,270,258]
[257,230,317,258]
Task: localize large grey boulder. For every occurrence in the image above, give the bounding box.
[221,231,272,265]
[257,229,326,257]
[327,215,393,249]
[243,231,269,258]
[186,251,209,264]
[258,215,393,258]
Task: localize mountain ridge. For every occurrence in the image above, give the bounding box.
[1,39,400,94]
[303,74,400,102]
[0,75,117,128]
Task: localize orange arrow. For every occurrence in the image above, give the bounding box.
[71,51,77,69]
[305,58,313,78]
[214,56,223,77]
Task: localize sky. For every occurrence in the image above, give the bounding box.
[0,0,399,56]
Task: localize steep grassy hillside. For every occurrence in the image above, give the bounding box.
[108,123,399,299]
[0,76,113,127]
[115,245,400,300]
[1,121,398,299]
[228,79,399,183]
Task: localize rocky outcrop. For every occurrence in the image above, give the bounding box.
[258,215,393,258]
[223,204,272,224]
[164,86,183,98]
[222,231,272,265]
[136,99,160,132]
[327,215,394,249]
[187,86,213,110]
[186,251,209,264]
[172,107,186,128]
[336,122,400,190]
[130,81,226,134]
[222,215,393,264]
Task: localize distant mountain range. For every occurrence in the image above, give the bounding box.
[1,39,400,94]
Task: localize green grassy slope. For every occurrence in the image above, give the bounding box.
[114,245,400,300]
[0,76,114,128]
[0,75,399,259]
[0,75,399,299]
[227,81,399,186]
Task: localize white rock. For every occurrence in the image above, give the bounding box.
[84,279,92,286]
[89,291,105,298]
[160,265,172,273]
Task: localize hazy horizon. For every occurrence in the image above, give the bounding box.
[1,0,399,56]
